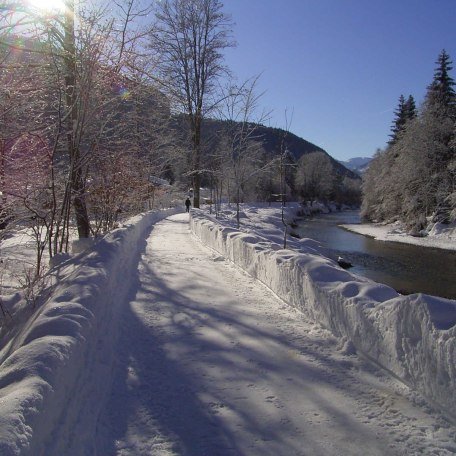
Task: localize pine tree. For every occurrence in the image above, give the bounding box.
[364,52,456,227]
[425,49,456,115]
[422,50,455,222]
[389,94,415,145]
[404,95,417,121]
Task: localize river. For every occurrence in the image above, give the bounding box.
[295,211,456,300]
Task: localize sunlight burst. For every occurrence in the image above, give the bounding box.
[29,0,66,12]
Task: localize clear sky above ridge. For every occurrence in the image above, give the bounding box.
[222,0,456,161]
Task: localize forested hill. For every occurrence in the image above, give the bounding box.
[253,125,360,180]
[202,119,361,181]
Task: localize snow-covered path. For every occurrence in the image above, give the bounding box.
[95,213,454,455]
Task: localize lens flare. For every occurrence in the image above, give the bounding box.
[28,0,66,12]
[119,87,131,100]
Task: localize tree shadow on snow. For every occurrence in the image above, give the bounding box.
[96,216,394,456]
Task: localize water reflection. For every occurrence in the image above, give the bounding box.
[296,211,456,300]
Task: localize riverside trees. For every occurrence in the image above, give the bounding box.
[295,152,335,203]
[361,50,456,231]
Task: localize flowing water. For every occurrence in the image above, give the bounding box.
[295,211,456,300]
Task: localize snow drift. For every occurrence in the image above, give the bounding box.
[0,208,180,455]
[189,209,456,421]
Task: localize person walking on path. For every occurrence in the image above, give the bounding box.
[185,197,191,212]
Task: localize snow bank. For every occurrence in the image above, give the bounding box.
[190,210,456,421]
[0,208,180,455]
[342,221,456,251]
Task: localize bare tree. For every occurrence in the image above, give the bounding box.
[213,76,274,226]
[296,152,335,203]
[277,110,296,248]
[150,0,233,208]
[1,0,172,282]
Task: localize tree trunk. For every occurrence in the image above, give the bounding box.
[64,0,90,238]
[192,115,201,208]
[0,139,6,229]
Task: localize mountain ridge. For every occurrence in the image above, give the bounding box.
[338,156,372,175]
[202,119,361,181]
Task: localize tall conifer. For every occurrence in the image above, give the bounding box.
[389,95,415,145]
[404,95,417,121]
[425,49,455,115]
[423,50,455,221]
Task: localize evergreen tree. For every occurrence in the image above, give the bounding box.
[423,50,455,209]
[425,49,456,115]
[388,94,416,145]
[404,95,417,121]
[388,95,406,145]
[363,51,456,227]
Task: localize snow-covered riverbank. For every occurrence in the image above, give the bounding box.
[341,221,456,251]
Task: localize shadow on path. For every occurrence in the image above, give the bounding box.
[96,216,398,456]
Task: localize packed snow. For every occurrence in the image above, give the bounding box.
[190,205,456,419]
[0,208,180,454]
[0,205,455,455]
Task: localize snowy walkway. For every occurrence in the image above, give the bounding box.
[95,213,454,455]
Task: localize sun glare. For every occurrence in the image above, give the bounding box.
[29,0,66,12]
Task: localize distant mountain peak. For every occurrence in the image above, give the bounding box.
[338,157,372,175]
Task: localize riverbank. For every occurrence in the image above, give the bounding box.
[341,221,456,252]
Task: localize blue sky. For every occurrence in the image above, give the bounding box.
[222,0,456,161]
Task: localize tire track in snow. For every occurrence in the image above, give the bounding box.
[96,213,455,456]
